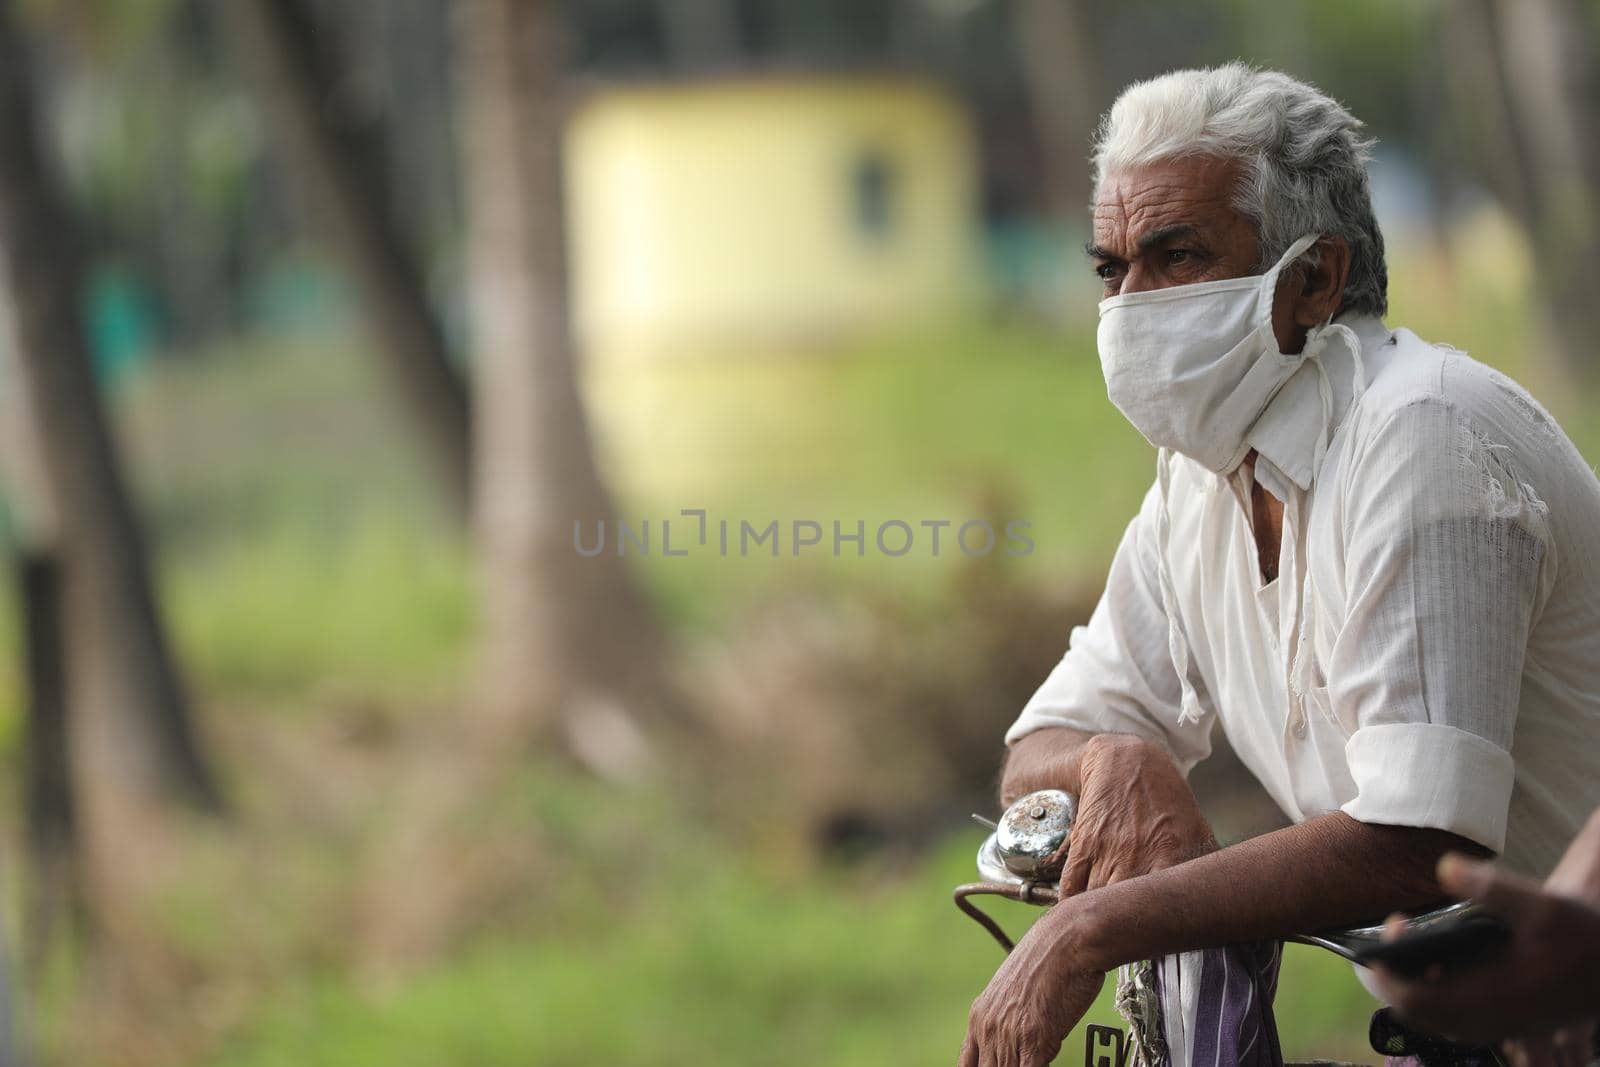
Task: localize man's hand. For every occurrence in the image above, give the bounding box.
[960,904,1106,1067]
[1374,852,1600,1045]
[1058,733,1216,897]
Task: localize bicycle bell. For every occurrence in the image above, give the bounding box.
[975,788,1076,885]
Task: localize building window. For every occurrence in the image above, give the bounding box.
[850,149,898,244]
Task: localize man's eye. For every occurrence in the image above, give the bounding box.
[1094,263,1118,280]
[1167,249,1192,264]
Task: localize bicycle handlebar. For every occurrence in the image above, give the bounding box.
[956,789,1482,961]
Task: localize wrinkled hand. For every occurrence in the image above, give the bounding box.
[1059,734,1216,898]
[1374,852,1600,1045]
[960,905,1105,1067]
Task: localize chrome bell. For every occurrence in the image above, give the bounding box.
[976,788,1076,885]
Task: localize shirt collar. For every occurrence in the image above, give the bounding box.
[1245,312,1394,492]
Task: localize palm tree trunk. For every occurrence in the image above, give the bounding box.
[0,279,82,967]
[16,551,83,966]
[457,0,674,756]
[658,0,742,70]
[0,857,24,1067]
[1455,0,1600,385]
[0,0,219,808]
[1014,0,1101,219]
[229,0,473,519]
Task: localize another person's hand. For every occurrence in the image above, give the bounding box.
[1501,812,1600,1067]
[1543,809,1600,901]
[1058,733,1216,898]
[1499,1028,1597,1067]
[1373,852,1600,1045]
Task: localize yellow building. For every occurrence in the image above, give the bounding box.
[566,73,982,361]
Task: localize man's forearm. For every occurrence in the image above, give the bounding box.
[999,726,1100,806]
[1057,811,1489,972]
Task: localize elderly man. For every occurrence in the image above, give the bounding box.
[960,64,1600,1067]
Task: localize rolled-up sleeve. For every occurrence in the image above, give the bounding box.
[1333,398,1551,854]
[1006,481,1215,776]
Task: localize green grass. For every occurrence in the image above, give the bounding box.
[198,832,1378,1067]
[165,506,472,701]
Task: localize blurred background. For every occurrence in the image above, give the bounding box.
[0,0,1595,1064]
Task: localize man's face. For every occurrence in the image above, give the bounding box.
[1088,155,1261,300]
[1090,155,1324,353]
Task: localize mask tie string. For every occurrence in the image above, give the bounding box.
[1155,448,1205,726]
[1301,321,1365,476]
[1288,320,1367,701]
[1154,313,1367,726]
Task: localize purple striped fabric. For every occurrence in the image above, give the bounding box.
[1138,948,1505,1066]
[1147,943,1286,1067]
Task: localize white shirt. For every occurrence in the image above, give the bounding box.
[1008,313,1600,877]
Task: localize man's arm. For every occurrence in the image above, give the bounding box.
[1003,479,1217,792]
[1059,812,1488,970]
[999,726,1096,806]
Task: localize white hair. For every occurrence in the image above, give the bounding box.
[1092,62,1388,316]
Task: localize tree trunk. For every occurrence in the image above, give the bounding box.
[1455,0,1600,384]
[0,857,23,1067]
[0,266,82,967]
[16,552,83,967]
[457,0,674,757]
[229,0,473,520]
[658,0,742,70]
[1013,0,1101,220]
[0,0,219,808]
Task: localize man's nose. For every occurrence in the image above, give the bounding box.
[1118,263,1168,295]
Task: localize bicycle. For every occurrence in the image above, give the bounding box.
[954,789,1491,1067]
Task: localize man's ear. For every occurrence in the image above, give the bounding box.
[1292,234,1352,327]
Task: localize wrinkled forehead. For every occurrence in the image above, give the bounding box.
[1091,155,1252,253]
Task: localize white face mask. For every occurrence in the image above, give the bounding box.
[1097,233,1320,473]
